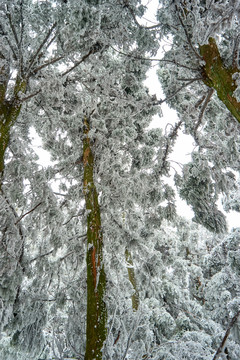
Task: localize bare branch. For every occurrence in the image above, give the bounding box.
[27,22,57,76]
[212,310,240,360]
[15,202,42,225]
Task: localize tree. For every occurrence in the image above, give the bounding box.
[0,1,161,359]
[1,0,240,359]
[153,0,240,233]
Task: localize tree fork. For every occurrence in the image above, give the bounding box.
[83,117,107,360]
[199,37,240,124]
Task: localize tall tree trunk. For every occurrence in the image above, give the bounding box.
[83,117,107,360]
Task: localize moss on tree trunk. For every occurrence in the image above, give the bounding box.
[83,117,107,360]
[199,37,240,123]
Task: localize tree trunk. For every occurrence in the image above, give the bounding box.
[199,38,240,124]
[0,77,26,188]
[83,117,107,360]
[125,248,139,311]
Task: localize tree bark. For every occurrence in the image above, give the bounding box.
[199,38,240,124]
[83,117,107,360]
[125,248,139,311]
[0,77,27,188]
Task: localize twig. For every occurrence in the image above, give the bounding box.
[212,310,240,360]
[30,249,55,263]
[6,5,20,49]
[113,330,121,345]
[15,201,42,225]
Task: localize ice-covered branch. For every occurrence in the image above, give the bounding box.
[155,79,201,106]
[212,310,240,360]
[15,202,42,225]
[111,46,200,71]
[27,22,57,76]
[176,5,203,60]
[194,88,214,145]
[122,0,161,30]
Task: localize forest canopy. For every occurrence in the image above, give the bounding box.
[0,1,240,359]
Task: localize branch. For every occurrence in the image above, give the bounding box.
[6,5,20,49]
[19,0,24,47]
[30,249,55,263]
[61,47,96,77]
[155,78,200,105]
[5,36,18,61]
[159,120,183,176]
[232,33,240,68]
[27,22,57,76]
[15,202,42,225]
[20,89,41,102]
[194,88,214,144]
[31,54,64,74]
[176,5,203,60]
[111,46,200,71]
[123,1,161,30]
[212,310,240,360]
